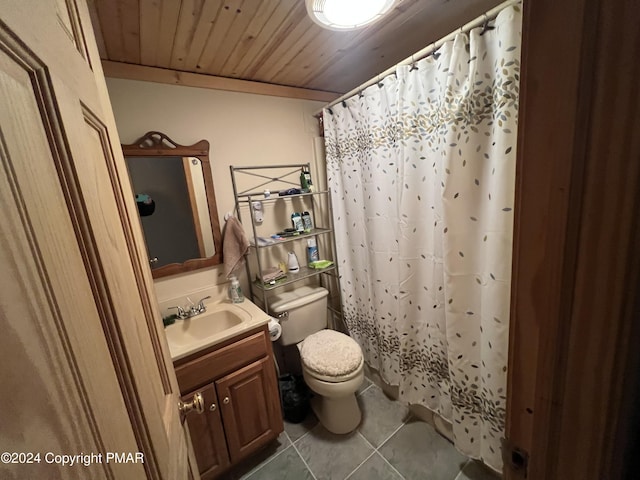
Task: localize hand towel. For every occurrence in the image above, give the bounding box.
[222,216,250,278]
[261,266,286,284]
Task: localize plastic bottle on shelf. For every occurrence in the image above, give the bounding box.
[291,212,304,232]
[302,211,313,232]
[300,168,309,192]
[303,166,314,192]
[307,238,319,265]
[227,275,244,303]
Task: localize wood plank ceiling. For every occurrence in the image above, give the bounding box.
[89,0,503,96]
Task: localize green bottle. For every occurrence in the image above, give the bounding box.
[300,168,309,192]
[303,166,313,192]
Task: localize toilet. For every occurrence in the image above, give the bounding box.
[268,286,364,434]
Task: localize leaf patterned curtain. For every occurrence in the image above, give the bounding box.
[324,5,521,471]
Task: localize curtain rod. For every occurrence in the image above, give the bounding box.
[315,0,520,116]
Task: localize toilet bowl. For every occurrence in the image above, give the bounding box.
[268,287,364,434]
[298,329,364,434]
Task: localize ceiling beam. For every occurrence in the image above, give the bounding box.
[101,61,341,102]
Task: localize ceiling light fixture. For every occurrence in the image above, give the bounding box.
[306,0,398,31]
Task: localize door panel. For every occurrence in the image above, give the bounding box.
[54,0,90,62]
[0,1,195,478]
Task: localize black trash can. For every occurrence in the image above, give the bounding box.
[278,374,310,423]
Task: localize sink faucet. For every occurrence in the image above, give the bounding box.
[168,295,211,320]
[168,305,189,319]
[193,296,211,315]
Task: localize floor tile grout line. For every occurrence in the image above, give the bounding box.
[356,382,374,397]
[357,431,377,451]
[241,432,293,479]
[242,444,292,479]
[291,420,321,445]
[453,459,471,480]
[289,439,319,480]
[375,417,409,451]
[343,450,377,480]
[378,451,408,480]
[357,432,406,480]
[293,430,310,444]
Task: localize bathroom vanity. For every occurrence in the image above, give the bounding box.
[166,300,283,479]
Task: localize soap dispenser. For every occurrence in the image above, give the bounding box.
[287,252,300,273]
[228,275,244,303]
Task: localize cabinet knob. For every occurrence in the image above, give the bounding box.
[178,392,205,419]
[209,403,216,411]
[223,397,230,404]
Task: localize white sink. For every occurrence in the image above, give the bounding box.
[164,300,269,361]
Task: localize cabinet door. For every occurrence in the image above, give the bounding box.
[217,356,283,463]
[183,384,230,479]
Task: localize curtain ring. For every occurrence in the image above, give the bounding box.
[431,42,441,60]
[480,13,494,35]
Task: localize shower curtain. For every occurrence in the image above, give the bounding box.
[324,4,521,471]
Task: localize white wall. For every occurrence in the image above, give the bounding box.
[105,78,326,303]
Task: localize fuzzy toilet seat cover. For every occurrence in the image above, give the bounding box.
[299,330,363,377]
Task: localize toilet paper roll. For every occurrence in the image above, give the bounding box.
[268,318,282,342]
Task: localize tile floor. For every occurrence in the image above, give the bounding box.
[224,379,500,480]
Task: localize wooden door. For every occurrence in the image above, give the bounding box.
[506,0,640,478]
[216,357,283,463]
[0,1,196,479]
[183,384,230,479]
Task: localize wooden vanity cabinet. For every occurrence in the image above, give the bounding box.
[182,384,229,477]
[174,325,283,479]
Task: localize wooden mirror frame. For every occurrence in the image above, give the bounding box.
[122,131,223,278]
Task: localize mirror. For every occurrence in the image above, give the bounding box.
[123,131,222,278]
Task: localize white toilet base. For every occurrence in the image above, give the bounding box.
[310,393,361,435]
[302,365,364,435]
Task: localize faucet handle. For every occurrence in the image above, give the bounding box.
[196,296,211,312]
[169,305,188,319]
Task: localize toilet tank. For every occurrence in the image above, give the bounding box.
[268,286,329,346]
